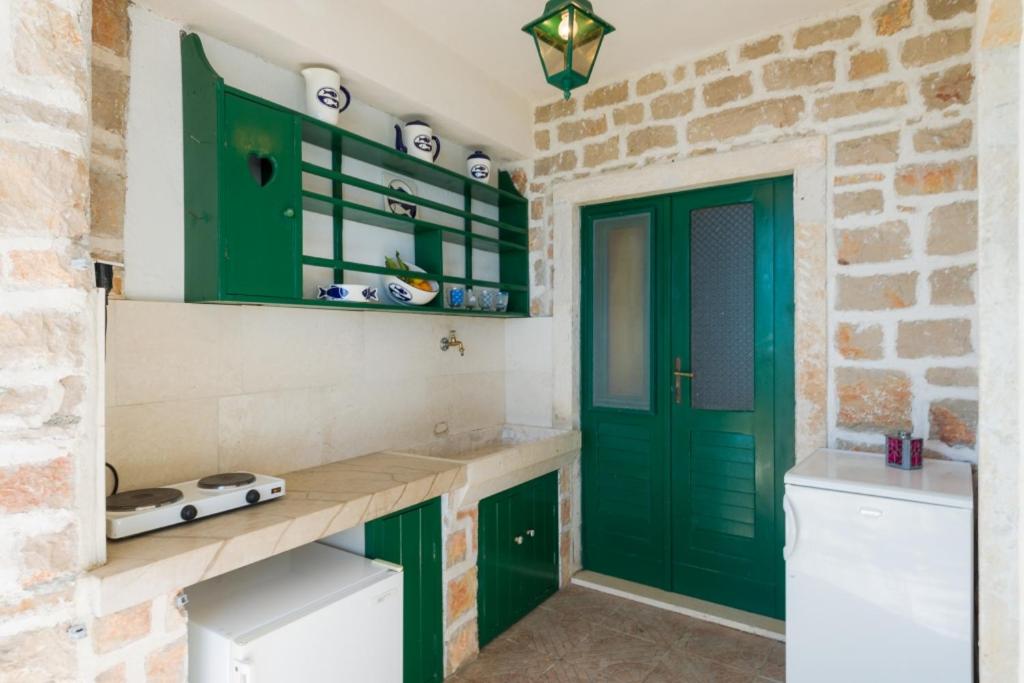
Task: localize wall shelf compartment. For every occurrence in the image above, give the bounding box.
[182,33,529,317]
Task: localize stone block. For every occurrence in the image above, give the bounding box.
[535,98,576,124]
[836,368,913,432]
[702,74,753,107]
[0,457,73,513]
[849,49,890,80]
[8,250,76,287]
[90,167,127,238]
[533,150,578,177]
[926,366,978,386]
[95,663,127,683]
[913,119,972,151]
[446,529,467,568]
[920,64,973,109]
[14,0,87,93]
[92,61,129,134]
[897,319,972,357]
[900,28,973,67]
[447,618,478,674]
[93,0,130,57]
[929,399,977,446]
[0,140,89,238]
[19,525,77,588]
[145,637,187,682]
[583,81,629,110]
[456,507,478,551]
[836,273,917,310]
[927,0,977,19]
[672,65,687,82]
[930,264,976,304]
[834,189,884,218]
[695,51,728,76]
[814,82,908,120]
[636,72,667,96]
[927,201,977,255]
[583,136,620,167]
[557,115,608,143]
[613,103,644,126]
[687,96,805,143]
[873,0,914,36]
[447,567,477,622]
[0,626,76,682]
[835,131,900,166]
[794,16,862,49]
[836,323,884,359]
[534,130,550,151]
[837,221,910,264]
[650,90,695,119]
[834,172,886,186]
[895,157,977,195]
[626,125,678,155]
[741,35,783,60]
[93,602,152,654]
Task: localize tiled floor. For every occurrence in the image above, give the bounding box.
[450,585,784,682]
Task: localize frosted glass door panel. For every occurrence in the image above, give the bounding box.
[592,213,651,410]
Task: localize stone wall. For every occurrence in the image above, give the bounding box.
[519,0,981,461]
[90,0,130,294]
[0,0,187,679]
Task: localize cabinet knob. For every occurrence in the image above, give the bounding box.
[513,535,524,545]
[526,529,536,538]
[282,207,295,218]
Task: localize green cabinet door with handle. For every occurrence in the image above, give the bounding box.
[219,92,301,299]
[478,472,559,647]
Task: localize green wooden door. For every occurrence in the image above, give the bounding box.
[365,498,443,683]
[581,177,793,620]
[478,473,558,646]
[221,93,301,299]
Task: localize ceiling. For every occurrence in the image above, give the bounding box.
[377,0,866,102]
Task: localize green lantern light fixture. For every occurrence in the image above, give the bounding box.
[523,0,615,100]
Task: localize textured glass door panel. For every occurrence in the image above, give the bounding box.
[690,203,754,411]
[592,213,651,410]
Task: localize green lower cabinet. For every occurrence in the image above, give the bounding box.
[478,472,559,647]
[365,498,443,683]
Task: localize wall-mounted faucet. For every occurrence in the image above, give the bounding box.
[440,330,465,356]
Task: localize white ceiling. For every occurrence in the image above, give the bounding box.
[377,0,866,102]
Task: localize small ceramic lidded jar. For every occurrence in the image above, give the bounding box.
[886,431,923,470]
[467,151,491,182]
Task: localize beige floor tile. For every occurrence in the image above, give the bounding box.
[450,585,784,683]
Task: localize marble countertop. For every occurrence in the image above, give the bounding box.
[90,451,467,615]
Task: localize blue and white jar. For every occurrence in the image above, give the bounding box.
[467,151,491,182]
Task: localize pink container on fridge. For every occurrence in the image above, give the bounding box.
[886,431,923,470]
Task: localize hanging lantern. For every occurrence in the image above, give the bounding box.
[523,0,615,100]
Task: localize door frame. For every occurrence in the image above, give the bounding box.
[579,178,794,618]
[551,136,828,467]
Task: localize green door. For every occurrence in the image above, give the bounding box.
[581,177,793,619]
[221,93,300,299]
[365,498,443,683]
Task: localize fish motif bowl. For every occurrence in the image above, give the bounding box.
[382,263,439,306]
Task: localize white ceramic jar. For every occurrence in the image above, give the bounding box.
[467,151,491,182]
[300,67,351,124]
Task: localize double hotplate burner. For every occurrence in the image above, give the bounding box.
[105,471,285,539]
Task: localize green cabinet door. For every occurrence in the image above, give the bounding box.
[365,498,443,683]
[221,93,301,299]
[478,472,558,647]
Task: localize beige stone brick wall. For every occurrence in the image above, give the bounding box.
[0,0,186,679]
[90,0,130,294]
[518,0,980,461]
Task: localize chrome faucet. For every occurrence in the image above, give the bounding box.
[440,330,465,356]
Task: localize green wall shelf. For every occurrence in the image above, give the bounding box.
[181,32,530,317]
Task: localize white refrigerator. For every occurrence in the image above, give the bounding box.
[186,543,403,683]
[784,448,974,683]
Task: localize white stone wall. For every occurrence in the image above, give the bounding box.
[515,0,982,462]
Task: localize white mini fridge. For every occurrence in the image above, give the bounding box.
[186,543,403,683]
[784,448,974,683]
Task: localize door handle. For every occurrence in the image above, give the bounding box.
[673,357,694,404]
[526,529,536,538]
[513,535,524,545]
[282,207,295,218]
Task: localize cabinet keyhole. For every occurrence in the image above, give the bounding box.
[247,152,276,187]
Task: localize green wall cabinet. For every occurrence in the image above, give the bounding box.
[365,498,444,683]
[181,32,530,316]
[477,472,559,647]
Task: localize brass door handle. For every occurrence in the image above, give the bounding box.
[674,358,694,404]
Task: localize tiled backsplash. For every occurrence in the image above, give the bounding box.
[105,301,510,490]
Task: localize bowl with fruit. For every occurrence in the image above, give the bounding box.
[383,252,439,306]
